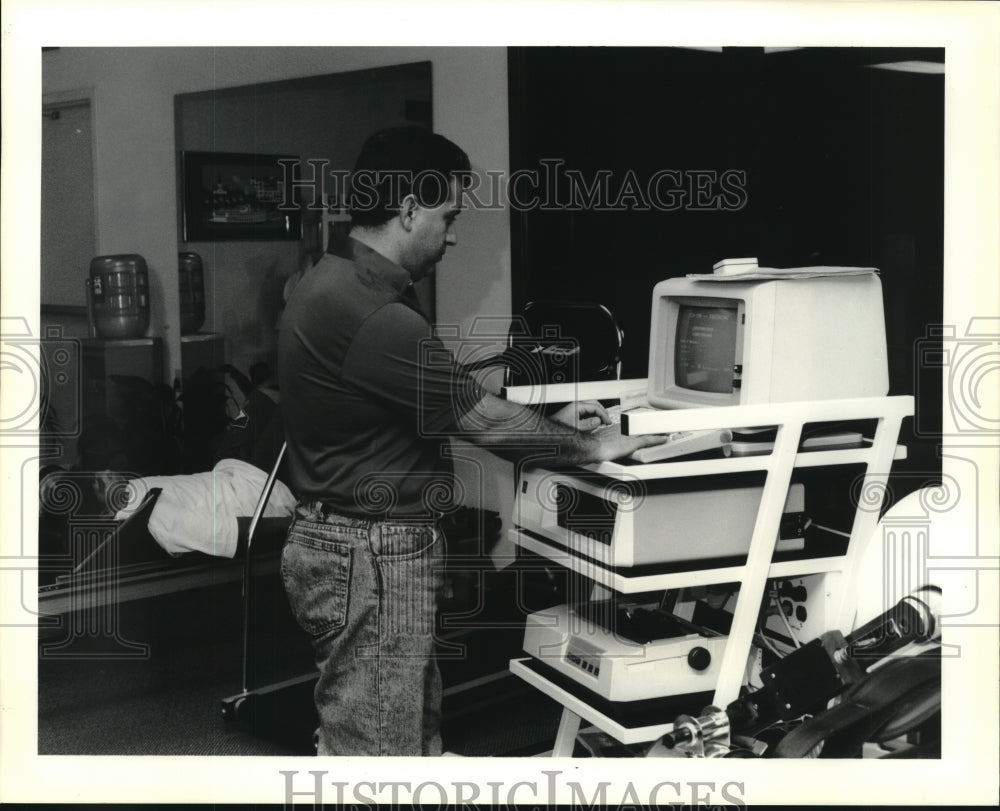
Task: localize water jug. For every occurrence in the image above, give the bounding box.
[86,254,150,340]
[178,252,206,334]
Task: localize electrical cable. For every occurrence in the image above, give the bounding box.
[809,522,851,539]
[772,590,802,648]
[754,629,783,658]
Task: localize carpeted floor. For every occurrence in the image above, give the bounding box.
[37,577,562,757]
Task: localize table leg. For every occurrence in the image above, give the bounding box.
[552,708,582,756]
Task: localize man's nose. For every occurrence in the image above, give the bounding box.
[445,231,457,246]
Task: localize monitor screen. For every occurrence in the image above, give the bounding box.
[674,302,739,394]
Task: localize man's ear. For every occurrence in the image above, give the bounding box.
[398,194,419,232]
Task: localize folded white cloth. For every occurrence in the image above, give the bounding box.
[115,458,296,558]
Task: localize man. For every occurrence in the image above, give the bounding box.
[278,126,663,756]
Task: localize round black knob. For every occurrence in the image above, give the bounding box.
[687,646,712,671]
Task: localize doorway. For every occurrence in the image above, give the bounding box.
[41,95,97,310]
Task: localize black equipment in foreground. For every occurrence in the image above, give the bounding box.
[660,586,942,759]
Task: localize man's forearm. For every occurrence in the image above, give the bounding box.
[453,392,617,467]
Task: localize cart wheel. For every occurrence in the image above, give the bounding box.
[221,695,246,722]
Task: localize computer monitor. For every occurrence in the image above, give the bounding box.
[647,273,889,408]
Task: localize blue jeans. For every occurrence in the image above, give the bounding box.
[280,502,445,756]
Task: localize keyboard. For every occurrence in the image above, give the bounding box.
[629,428,733,463]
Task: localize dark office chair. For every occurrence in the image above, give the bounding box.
[462,301,628,616]
[463,300,625,389]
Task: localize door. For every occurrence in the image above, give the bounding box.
[41,97,96,307]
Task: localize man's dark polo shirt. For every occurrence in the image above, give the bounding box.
[277,238,485,517]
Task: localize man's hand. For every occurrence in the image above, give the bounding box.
[590,422,670,462]
[456,392,667,467]
[550,400,611,432]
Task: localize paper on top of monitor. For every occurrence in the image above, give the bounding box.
[689,264,879,282]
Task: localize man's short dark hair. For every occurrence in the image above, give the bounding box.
[349,126,471,228]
